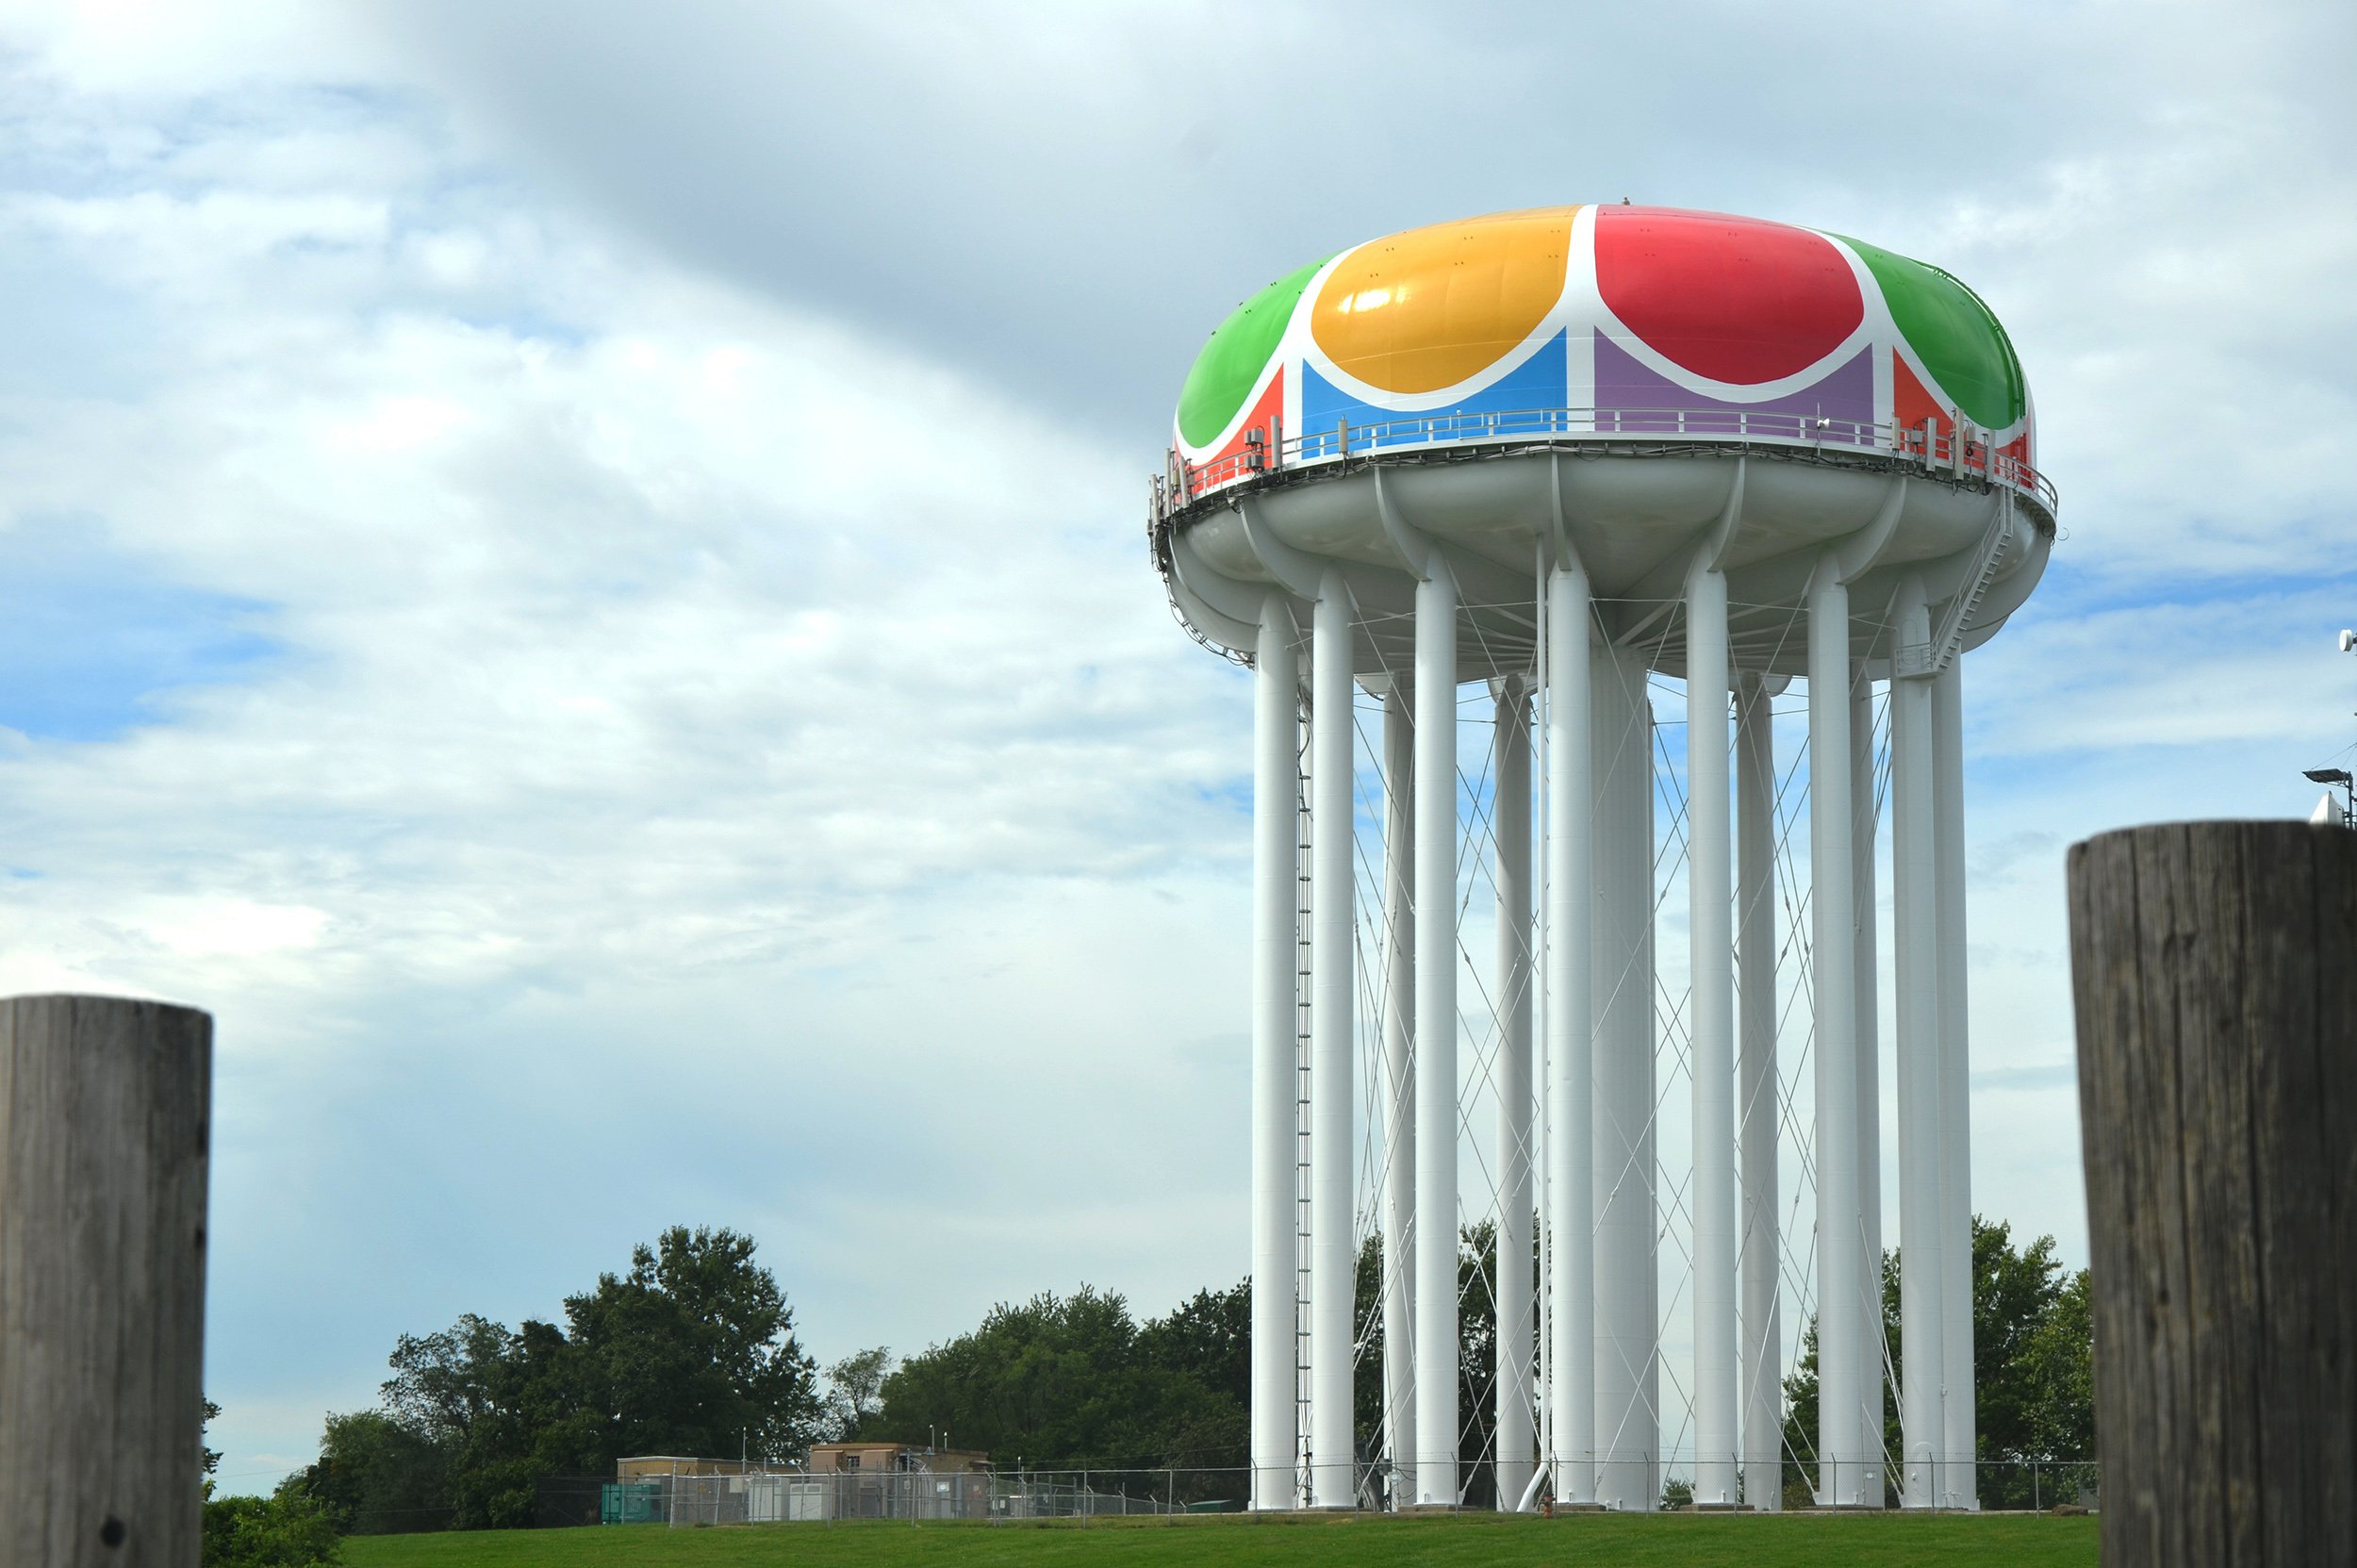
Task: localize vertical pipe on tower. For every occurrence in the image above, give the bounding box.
[1806,567,1864,1507]
[1251,594,1303,1512]
[1309,573,1356,1509]
[1412,562,1460,1505]
[1380,685,1418,1508]
[1493,679,1536,1511]
[1889,580,1945,1511]
[1544,563,1597,1507]
[1736,674,1782,1510]
[1591,638,1658,1511]
[1686,564,1738,1508]
[1932,656,1978,1510]
[1850,662,1887,1508]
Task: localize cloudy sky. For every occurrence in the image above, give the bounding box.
[1,0,2350,1489]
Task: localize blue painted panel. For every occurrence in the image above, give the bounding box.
[1297,330,1569,456]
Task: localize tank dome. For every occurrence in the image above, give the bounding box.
[1171,205,2035,494]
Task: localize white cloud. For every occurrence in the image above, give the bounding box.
[1,0,2350,1485]
[0,0,381,94]
[0,41,1261,1477]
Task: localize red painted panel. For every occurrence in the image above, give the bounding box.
[1595,206,1863,386]
[1894,351,1953,439]
[1189,367,1285,496]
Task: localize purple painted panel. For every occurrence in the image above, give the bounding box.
[1593,334,1875,445]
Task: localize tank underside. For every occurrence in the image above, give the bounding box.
[1158,437,2052,684]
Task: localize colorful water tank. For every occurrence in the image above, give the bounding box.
[1148,205,2052,1519]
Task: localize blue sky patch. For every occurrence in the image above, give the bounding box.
[0,517,281,741]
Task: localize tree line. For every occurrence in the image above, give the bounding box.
[249,1214,2092,1535]
[293,1225,827,1531]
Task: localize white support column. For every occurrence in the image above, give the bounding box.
[1932,655,1978,1510]
[1544,563,1597,1506]
[1850,661,1887,1509]
[1412,562,1460,1506]
[1736,673,1781,1510]
[1493,678,1536,1511]
[1806,566,1866,1507]
[1591,637,1657,1511]
[1251,594,1303,1512]
[1889,579,1945,1511]
[1380,685,1418,1508]
[1309,573,1356,1510]
[1532,573,1551,1492]
[1687,564,1738,1508]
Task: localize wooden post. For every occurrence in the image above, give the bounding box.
[0,995,212,1568]
[2068,822,2357,1565]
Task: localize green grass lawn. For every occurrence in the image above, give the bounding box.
[345,1510,2098,1568]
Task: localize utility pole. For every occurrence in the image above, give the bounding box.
[2299,632,2357,826]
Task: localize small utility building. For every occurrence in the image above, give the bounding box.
[806,1443,991,1475]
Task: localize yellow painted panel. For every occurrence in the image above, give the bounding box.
[1310,207,1577,394]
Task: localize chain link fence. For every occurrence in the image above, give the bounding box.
[525,1469,1195,1528]
[513,1461,2097,1529]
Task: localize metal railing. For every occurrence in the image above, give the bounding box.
[1147,406,2055,529]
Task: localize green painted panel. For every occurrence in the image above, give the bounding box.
[1176,257,1327,449]
[1838,235,2027,430]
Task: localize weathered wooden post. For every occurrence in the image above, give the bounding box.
[2068,822,2357,1565]
[0,995,212,1567]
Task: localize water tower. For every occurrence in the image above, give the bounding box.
[1146,205,2052,1513]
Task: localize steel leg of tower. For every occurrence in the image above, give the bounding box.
[1735,675,1781,1510]
[1890,580,1945,1510]
[1850,661,1887,1510]
[1591,637,1657,1511]
[1493,679,1536,1511]
[1933,656,1978,1510]
[1309,575,1355,1509]
[1251,596,1302,1512]
[1687,566,1739,1508]
[1806,569,1865,1508]
[1543,565,1596,1507]
[1411,564,1459,1505]
[1380,685,1418,1510]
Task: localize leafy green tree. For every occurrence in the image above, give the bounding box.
[1779,1216,2095,1508]
[297,1225,820,1531]
[1136,1280,1252,1486]
[1136,1281,1248,1408]
[563,1225,824,1465]
[1352,1236,1384,1458]
[1970,1217,2070,1494]
[369,1313,584,1527]
[291,1411,450,1533]
[200,1401,342,1567]
[1456,1221,1500,1508]
[824,1346,897,1440]
[201,1489,342,1568]
[874,1284,1245,1489]
[203,1397,223,1494]
[2024,1268,2095,1464]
